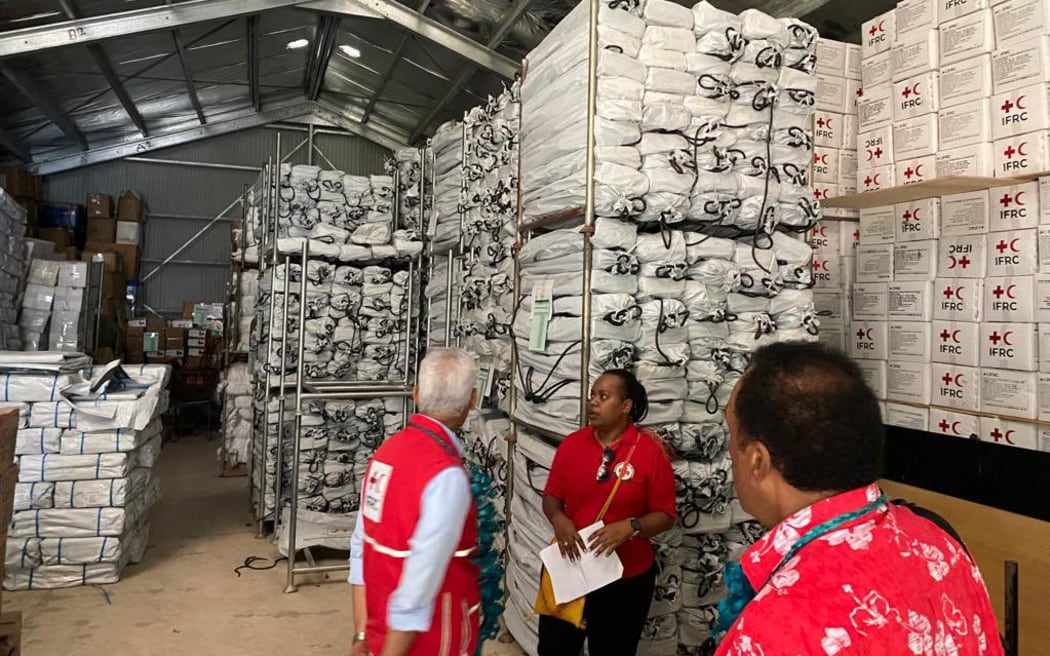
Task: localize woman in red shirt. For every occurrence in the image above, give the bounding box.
[538,369,677,656]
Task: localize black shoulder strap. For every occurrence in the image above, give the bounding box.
[891,499,972,559]
[407,421,459,459]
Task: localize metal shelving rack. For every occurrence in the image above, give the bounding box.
[218,184,251,478]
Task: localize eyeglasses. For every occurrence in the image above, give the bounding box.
[596,448,616,482]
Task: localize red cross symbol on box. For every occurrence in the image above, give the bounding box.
[997,240,1009,253]
[902,87,913,99]
[904,168,915,179]
[940,329,952,342]
[869,25,878,36]
[1004,145,1017,159]
[873,147,883,159]
[816,117,826,128]
[864,176,874,186]
[1001,193,1013,207]
[943,286,954,299]
[853,230,860,240]
[902,210,913,221]
[989,331,1003,345]
[856,329,867,339]
[993,285,1006,298]
[939,419,951,432]
[990,427,1004,442]
[958,256,971,268]
[942,373,953,386]
[1002,99,1014,113]
[856,87,863,98]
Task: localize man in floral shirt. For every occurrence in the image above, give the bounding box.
[716,342,1003,656]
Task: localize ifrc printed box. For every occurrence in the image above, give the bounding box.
[813,148,840,184]
[940,9,996,66]
[894,240,939,281]
[846,44,862,80]
[988,182,1039,233]
[889,281,934,320]
[844,78,862,116]
[935,143,995,178]
[1038,372,1050,419]
[979,322,1038,371]
[859,84,893,129]
[932,320,981,366]
[843,115,858,150]
[850,321,889,360]
[815,290,850,322]
[892,31,941,81]
[858,124,894,170]
[889,322,933,363]
[1040,177,1050,225]
[937,234,988,278]
[858,165,896,193]
[857,244,895,282]
[993,131,1050,177]
[893,72,940,120]
[897,155,939,186]
[811,252,848,287]
[934,278,984,321]
[979,415,1039,450]
[940,190,991,236]
[990,84,1050,141]
[1034,274,1050,321]
[816,74,848,113]
[806,223,840,253]
[816,39,848,77]
[862,10,896,58]
[932,364,980,411]
[857,359,888,399]
[980,368,1039,418]
[986,229,1039,276]
[1040,323,1050,371]
[981,276,1036,322]
[939,99,992,150]
[852,283,889,320]
[895,198,941,242]
[993,0,1050,47]
[813,183,839,205]
[896,0,937,38]
[938,0,990,25]
[813,111,845,148]
[930,407,980,440]
[992,35,1050,94]
[939,55,993,107]
[893,114,939,160]
[861,51,893,88]
[839,150,858,188]
[887,361,932,404]
[886,403,930,430]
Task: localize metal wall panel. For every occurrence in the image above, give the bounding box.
[43,124,390,316]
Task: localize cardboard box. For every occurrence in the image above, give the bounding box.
[979,416,1038,450]
[858,165,896,193]
[894,240,939,281]
[940,8,995,66]
[982,276,1036,321]
[815,290,849,322]
[859,207,895,244]
[893,113,939,160]
[897,0,938,38]
[812,252,845,287]
[992,35,1050,93]
[857,244,894,282]
[935,278,984,321]
[885,403,930,430]
[939,0,990,24]
[979,322,1038,371]
[846,43,863,79]
[839,150,859,188]
[993,0,1050,46]
[0,611,22,656]
[86,193,112,218]
[169,319,193,329]
[1040,323,1050,371]
[843,78,862,116]
[859,84,893,129]
[887,361,933,404]
[858,124,894,170]
[117,191,145,222]
[987,228,1038,276]
[939,100,992,150]
[894,199,940,243]
[990,182,1040,232]
[889,281,935,320]
[116,221,141,245]
[86,218,116,243]
[850,321,889,360]
[939,55,993,107]
[933,364,981,410]
[816,39,848,77]
[991,83,1050,141]
[897,155,938,186]
[165,349,185,359]
[816,74,848,113]
[852,283,889,320]
[891,30,941,81]
[933,320,982,366]
[81,244,122,273]
[938,234,988,278]
[893,72,940,121]
[937,143,996,178]
[0,167,38,199]
[857,359,888,399]
[1039,372,1050,419]
[889,320,933,361]
[813,148,840,184]
[930,408,980,439]
[36,227,71,250]
[993,131,1050,177]
[113,243,140,279]
[862,10,896,58]
[813,111,845,149]
[941,190,991,236]
[981,369,1039,418]
[862,51,893,88]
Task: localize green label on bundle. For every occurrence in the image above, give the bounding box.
[475,363,492,408]
[529,279,553,353]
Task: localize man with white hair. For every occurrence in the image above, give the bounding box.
[348,348,480,656]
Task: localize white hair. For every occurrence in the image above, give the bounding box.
[416,348,478,415]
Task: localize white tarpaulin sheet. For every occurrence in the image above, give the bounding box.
[18,452,131,482]
[15,427,63,455]
[4,523,149,590]
[14,481,54,511]
[59,419,162,455]
[52,467,153,508]
[40,523,150,565]
[0,373,74,402]
[10,480,157,538]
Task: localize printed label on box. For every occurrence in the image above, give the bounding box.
[846,43,862,79]
[813,111,845,148]
[933,364,981,411]
[1040,324,1050,372]
[887,361,932,404]
[895,240,939,281]
[886,403,930,430]
[935,143,995,178]
[941,8,995,66]
[816,39,848,77]
[893,72,940,121]
[992,35,1050,94]
[889,322,933,362]
[857,359,888,399]
[991,83,1050,141]
[862,10,895,58]
[858,165,896,193]
[889,281,934,320]
[807,223,841,253]
[895,198,940,242]
[993,0,1050,47]
[893,114,939,160]
[859,207,895,243]
[892,32,941,82]
[896,0,937,36]
[979,416,1039,449]
[990,181,1040,232]
[939,99,992,150]
[839,150,859,188]
[815,290,849,322]
[857,244,894,282]
[843,114,859,150]
[859,84,893,129]
[858,124,894,170]
[986,228,1038,276]
[979,322,1038,371]
[930,408,980,439]
[813,147,840,184]
[1038,372,1050,420]
[862,53,893,90]
[980,368,1039,418]
[897,155,938,187]
[817,74,847,113]
[1035,274,1050,322]
[935,278,984,321]
[982,276,1036,322]
[852,283,889,320]
[940,235,990,279]
[993,131,1050,177]
[940,55,993,107]
[933,320,981,366]
[851,321,889,360]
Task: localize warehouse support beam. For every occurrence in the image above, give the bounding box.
[760,0,836,18]
[302,0,519,78]
[247,16,261,112]
[407,0,530,142]
[304,14,340,101]
[360,0,432,125]
[311,100,407,151]
[165,0,206,124]
[0,126,31,162]
[0,63,88,150]
[0,0,327,59]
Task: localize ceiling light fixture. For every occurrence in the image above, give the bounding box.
[338,45,362,58]
[286,39,310,50]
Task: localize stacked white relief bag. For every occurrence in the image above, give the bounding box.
[5,361,170,589]
[430,122,464,252]
[234,269,258,353]
[390,147,424,232]
[461,410,511,562]
[0,190,27,350]
[218,362,251,469]
[19,259,87,352]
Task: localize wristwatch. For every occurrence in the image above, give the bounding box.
[353,632,367,644]
[629,518,641,537]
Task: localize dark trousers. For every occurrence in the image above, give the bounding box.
[537,566,657,656]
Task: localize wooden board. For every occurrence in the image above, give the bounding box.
[881,481,1050,655]
[821,172,1050,210]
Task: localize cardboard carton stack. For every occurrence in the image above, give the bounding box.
[125,305,220,367]
[19,259,88,352]
[0,167,43,237]
[0,190,27,351]
[808,221,860,352]
[813,38,861,218]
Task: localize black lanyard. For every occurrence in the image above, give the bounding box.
[407,420,460,461]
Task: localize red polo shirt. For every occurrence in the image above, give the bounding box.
[545,423,677,578]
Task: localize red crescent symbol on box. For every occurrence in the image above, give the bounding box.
[1007,285,1017,299]
[1011,238,1021,252]
[1019,142,1029,156]
[955,286,964,300]
[1017,95,1027,110]
[954,374,964,386]
[1003,331,1014,346]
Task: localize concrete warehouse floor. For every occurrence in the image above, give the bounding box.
[6,435,527,656]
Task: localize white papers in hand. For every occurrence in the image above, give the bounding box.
[539,522,625,605]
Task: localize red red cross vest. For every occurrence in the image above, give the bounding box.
[361,414,480,656]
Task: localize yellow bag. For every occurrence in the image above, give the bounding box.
[533,442,638,629]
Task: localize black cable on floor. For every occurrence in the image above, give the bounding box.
[233,556,288,577]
